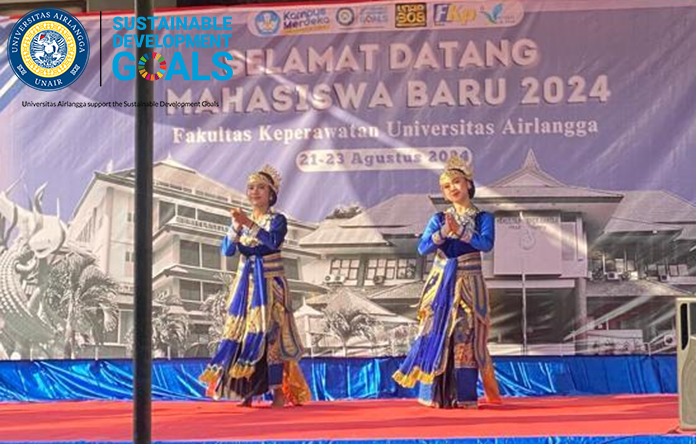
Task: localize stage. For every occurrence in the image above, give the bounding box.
[0,357,690,443]
[0,395,693,443]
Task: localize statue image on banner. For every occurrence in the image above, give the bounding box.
[0,183,63,358]
[0,181,124,360]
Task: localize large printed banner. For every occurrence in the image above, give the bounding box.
[0,0,694,360]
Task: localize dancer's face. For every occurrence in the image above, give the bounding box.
[440,174,470,205]
[247,181,271,208]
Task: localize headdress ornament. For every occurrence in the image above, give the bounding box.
[247,164,281,194]
[439,154,474,184]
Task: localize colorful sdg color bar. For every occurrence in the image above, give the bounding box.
[138,52,167,81]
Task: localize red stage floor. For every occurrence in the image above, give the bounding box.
[0,395,687,441]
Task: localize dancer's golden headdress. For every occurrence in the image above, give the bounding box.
[439,154,474,185]
[247,164,282,194]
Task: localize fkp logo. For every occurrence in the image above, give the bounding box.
[8,8,90,91]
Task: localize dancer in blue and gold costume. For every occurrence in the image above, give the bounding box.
[200,165,310,408]
[393,155,501,409]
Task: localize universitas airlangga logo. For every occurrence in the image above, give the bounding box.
[7,7,90,91]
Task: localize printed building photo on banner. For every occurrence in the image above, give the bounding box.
[1,0,695,360]
[2,148,694,359]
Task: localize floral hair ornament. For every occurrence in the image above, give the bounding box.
[247,164,282,194]
[439,153,474,185]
